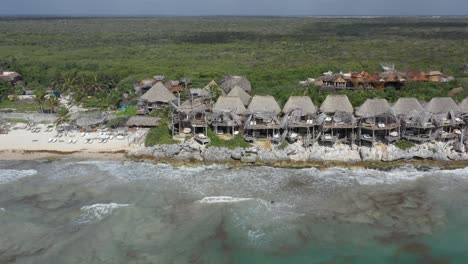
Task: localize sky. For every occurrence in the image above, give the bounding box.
[1,0,467,16]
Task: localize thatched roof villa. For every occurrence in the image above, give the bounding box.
[227,86,251,106]
[282,96,317,128]
[317,95,356,144]
[356,99,400,143]
[282,96,318,144]
[425,97,463,140]
[244,95,281,140]
[220,76,252,94]
[392,98,435,142]
[210,96,246,135]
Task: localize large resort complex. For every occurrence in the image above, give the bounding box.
[135,75,468,151]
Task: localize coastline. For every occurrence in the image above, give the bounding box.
[3,146,468,171]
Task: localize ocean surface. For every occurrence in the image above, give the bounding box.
[1,160,468,263]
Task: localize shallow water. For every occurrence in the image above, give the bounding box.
[1,160,468,263]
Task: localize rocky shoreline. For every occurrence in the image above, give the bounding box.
[127,140,468,168]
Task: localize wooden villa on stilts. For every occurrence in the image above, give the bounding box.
[281,96,318,146]
[425,97,464,141]
[392,98,436,142]
[210,96,246,138]
[356,99,400,145]
[244,95,281,143]
[138,82,177,114]
[317,94,356,145]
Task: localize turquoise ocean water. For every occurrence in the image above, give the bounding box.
[0,160,467,263]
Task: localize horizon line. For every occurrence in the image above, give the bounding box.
[1,14,468,18]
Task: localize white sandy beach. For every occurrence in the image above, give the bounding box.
[0,123,148,160]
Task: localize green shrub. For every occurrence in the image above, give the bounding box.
[145,124,177,146]
[278,140,289,150]
[395,140,416,151]
[206,129,250,149]
[116,106,137,116]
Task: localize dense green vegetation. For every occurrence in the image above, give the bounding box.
[145,124,177,146]
[206,129,251,149]
[0,17,467,108]
[395,140,417,150]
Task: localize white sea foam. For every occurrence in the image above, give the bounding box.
[76,203,130,224]
[198,196,253,204]
[0,169,37,184]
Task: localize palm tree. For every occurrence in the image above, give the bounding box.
[55,107,71,126]
[45,96,60,113]
[34,88,47,113]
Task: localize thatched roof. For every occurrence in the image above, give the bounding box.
[74,112,109,128]
[140,82,177,103]
[178,97,208,114]
[356,99,393,117]
[459,97,468,113]
[213,96,246,115]
[189,88,211,98]
[227,86,251,106]
[220,76,251,94]
[319,94,353,114]
[424,97,460,114]
[392,98,424,116]
[247,95,281,115]
[282,96,317,115]
[126,116,161,127]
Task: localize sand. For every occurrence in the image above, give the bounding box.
[0,124,148,160]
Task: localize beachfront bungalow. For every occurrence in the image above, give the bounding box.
[137,82,177,114]
[227,86,252,107]
[392,98,436,142]
[356,99,400,144]
[317,94,356,145]
[220,76,252,95]
[171,97,210,136]
[281,96,318,144]
[244,95,281,142]
[210,96,246,137]
[425,97,464,141]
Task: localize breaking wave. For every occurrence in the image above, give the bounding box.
[75,203,130,224]
[0,169,37,184]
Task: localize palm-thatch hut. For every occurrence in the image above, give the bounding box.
[126,116,161,128]
[425,97,464,140]
[210,96,246,137]
[244,95,281,141]
[220,76,252,95]
[281,96,318,144]
[227,86,251,106]
[171,97,210,136]
[392,98,435,142]
[138,82,177,114]
[356,99,400,144]
[317,94,356,144]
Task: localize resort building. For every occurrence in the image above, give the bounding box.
[281,96,318,145]
[137,82,177,114]
[227,86,252,107]
[393,98,436,142]
[425,97,464,141]
[356,99,400,144]
[244,95,281,142]
[210,96,246,137]
[317,94,356,145]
